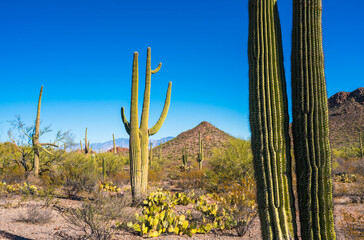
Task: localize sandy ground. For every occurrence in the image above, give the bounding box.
[0,191,363,239]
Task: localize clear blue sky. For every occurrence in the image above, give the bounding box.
[0,0,363,143]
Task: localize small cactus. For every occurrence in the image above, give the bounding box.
[102,157,107,181]
[197,131,203,171]
[84,128,90,154]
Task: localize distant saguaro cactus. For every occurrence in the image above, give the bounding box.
[32,86,58,176]
[248,0,297,239]
[292,1,336,239]
[102,157,107,181]
[197,131,204,171]
[80,140,83,152]
[121,47,172,199]
[84,128,90,154]
[113,133,117,154]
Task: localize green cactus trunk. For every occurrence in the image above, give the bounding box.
[102,157,106,181]
[113,133,117,154]
[121,48,172,199]
[291,1,335,239]
[197,131,203,171]
[84,128,89,154]
[248,0,297,239]
[149,142,153,169]
[80,140,83,152]
[182,147,188,167]
[32,86,43,176]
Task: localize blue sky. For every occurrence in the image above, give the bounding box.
[0,0,363,143]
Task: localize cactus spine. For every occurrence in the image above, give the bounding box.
[248,0,297,239]
[291,1,335,239]
[113,133,117,154]
[121,47,172,199]
[197,131,203,171]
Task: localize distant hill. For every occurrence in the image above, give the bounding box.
[71,136,173,152]
[328,87,364,149]
[154,121,234,161]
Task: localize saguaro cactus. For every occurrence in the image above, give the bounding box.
[113,133,117,154]
[197,131,203,171]
[248,0,297,239]
[32,86,58,176]
[80,140,83,152]
[102,157,107,181]
[291,1,336,239]
[84,128,90,154]
[121,47,172,199]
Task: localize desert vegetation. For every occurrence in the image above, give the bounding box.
[0,0,363,240]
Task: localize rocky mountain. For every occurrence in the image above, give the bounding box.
[328,87,364,149]
[153,121,234,162]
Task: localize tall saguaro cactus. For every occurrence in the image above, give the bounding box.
[32,86,43,176]
[291,1,336,239]
[121,47,172,199]
[197,131,203,171]
[32,86,58,176]
[248,0,297,239]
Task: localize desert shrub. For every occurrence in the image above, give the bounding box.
[57,153,98,198]
[95,152,128,178]
[177,170,207,193]
[148,169,167,183]
[339,210,364,239]
[212,176,257,236]
[16,205,53,224]
[111,171,130,186]
[209,138,253,183]
[60,201,114,240]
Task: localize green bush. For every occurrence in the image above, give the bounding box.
[95,152,128,178]
[207,139,253,190]
[57,153,98,198]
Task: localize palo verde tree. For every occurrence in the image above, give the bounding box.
[291,0,336,239]
[121,47,172,199]
[248,0,297,239]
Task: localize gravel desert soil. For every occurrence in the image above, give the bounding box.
[0,189,363,239]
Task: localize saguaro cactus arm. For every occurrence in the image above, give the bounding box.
[148,82,172,136]
[151,63,162,74]
[121,107,131,135]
